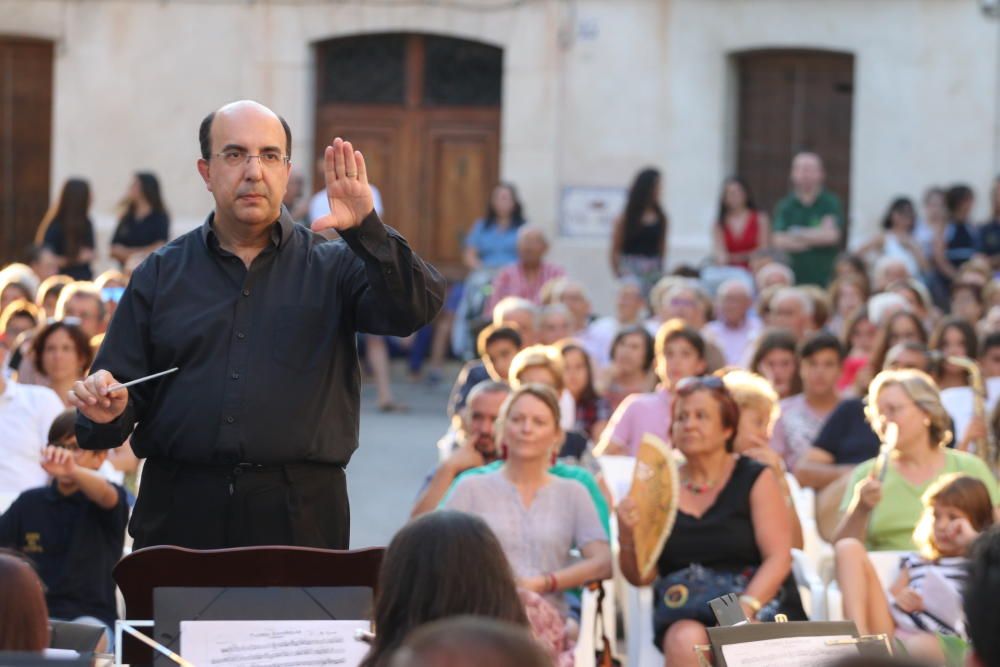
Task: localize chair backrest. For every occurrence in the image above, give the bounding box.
[597,455,636,504]
[114,545,384,664]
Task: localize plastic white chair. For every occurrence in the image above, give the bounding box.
[574,580,617,667]
[623,582,662,667]
[826,550,906,621]
[791,548,828,621]
[596,455,636,504]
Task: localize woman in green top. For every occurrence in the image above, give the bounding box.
[834,369,1000,551]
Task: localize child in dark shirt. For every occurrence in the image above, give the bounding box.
[0,410,128,647]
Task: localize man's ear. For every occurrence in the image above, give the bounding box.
[196,158,212,192]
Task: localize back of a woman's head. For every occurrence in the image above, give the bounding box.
[390,616,552,667]
[0,551,49,651]
[363,512,527,667]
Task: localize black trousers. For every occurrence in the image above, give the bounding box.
[130,458,350,550]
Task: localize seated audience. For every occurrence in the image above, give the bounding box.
[834,369,999,551]
[545,278,593,335]
[579,278,646,369]
[770,332,843,470]
[35,274,73,316]
[483,226,565,315]
[29,321,93,405]
[703,279,761,367]
[866,310,928,378]
[749,328,802,399]
[447,323,522,417]
[412,381,510,517]
[616,376,803,666]
[0,550,49,652]
[538,303,573,345]
[951,281,985,325]
[555,340,610,443]
[598,320,707,456]
[0,365,64,496]
[836,474,992,662]
[0,410,128,639]
[390,616,554,667]
[797,342,931,540]
[932,316,979,390]
[597,325,656,411]
[768,287,813,339]
[980,331,1000,378]
[360,511,533,667]
[721,369,804,549]
[444,385,612,619]
[754,262,794,292]
[838,307,876,394]
[507,345,576,433]
[827,276,869,337]
[0,298,40,357]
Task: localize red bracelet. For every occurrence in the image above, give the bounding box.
[547,573,558,593]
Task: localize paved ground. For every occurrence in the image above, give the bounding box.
[346,364,458,548]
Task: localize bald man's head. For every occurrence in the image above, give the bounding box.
[199,100,292,161]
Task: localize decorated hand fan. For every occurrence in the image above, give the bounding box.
[626,433,680,580]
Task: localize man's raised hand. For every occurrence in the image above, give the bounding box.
[67,369,129,424]
[311,137,375,234]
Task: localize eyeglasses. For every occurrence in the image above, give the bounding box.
[214,149,290,169]
[675,375,725,393]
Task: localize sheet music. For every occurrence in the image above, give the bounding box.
[720,634,856,667]
[180,620,370,666]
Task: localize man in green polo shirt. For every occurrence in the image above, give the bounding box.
[772,152,844,286]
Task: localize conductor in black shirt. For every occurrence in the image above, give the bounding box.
[69,100,445,550]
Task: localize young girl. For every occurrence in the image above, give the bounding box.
[835,474,994,661]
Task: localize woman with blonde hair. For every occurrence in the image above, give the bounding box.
[444,384,612,620]
[833,369,999,551]
[508,345,576,432]
[721,369,803,549]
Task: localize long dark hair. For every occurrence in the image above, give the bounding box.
[716,177,757,227]
[483,182,525,228]
[881,196,915,231]
[749,328,803,396]
[361,511,528,667]
[623,168,667,246]
[125,172,168,219]
[868,310,928,376]
[0,550,49,651]
[555,340,599,404]
[35,178,91,260]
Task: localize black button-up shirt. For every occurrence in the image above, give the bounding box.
[76,208,445,466]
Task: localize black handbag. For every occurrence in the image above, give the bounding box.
[653,563,754,632]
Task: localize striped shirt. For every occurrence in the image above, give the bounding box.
[891,553,967,637]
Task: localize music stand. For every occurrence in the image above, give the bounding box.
[114,545,383,666]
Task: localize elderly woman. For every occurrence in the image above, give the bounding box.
[444,384,612,619]
[617,377,801,666]
[833,369,999,551]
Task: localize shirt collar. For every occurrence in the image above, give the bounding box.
[200,204,295,251]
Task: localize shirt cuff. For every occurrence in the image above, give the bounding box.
[339,210,391,261]
[75,401,136,450]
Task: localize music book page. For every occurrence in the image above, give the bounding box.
[180,620,369,666]
[720,634,856,667]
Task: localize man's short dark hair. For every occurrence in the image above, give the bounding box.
[477,324,522,358]
[982,331,1000,357]
[965,526,1000,667]
[798,331,844,362]
[199,110,293,161]
[654,318,705,361]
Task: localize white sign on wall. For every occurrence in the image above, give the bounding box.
[559,186,627,238]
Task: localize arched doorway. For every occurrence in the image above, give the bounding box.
[0,36,53,264]
[735,49,854,237]
[314,33,502,277]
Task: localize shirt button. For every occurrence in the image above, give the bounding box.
[236,331,246,340]
[242,289,251,297]
[231,372,240,380]
[225,416,235,424]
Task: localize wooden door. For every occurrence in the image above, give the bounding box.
[315,34,502,278]
[737,50,854,238]
[0,37,53,264]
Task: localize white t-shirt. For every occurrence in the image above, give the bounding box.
[308,184,384,224]
[0,380,64,496]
